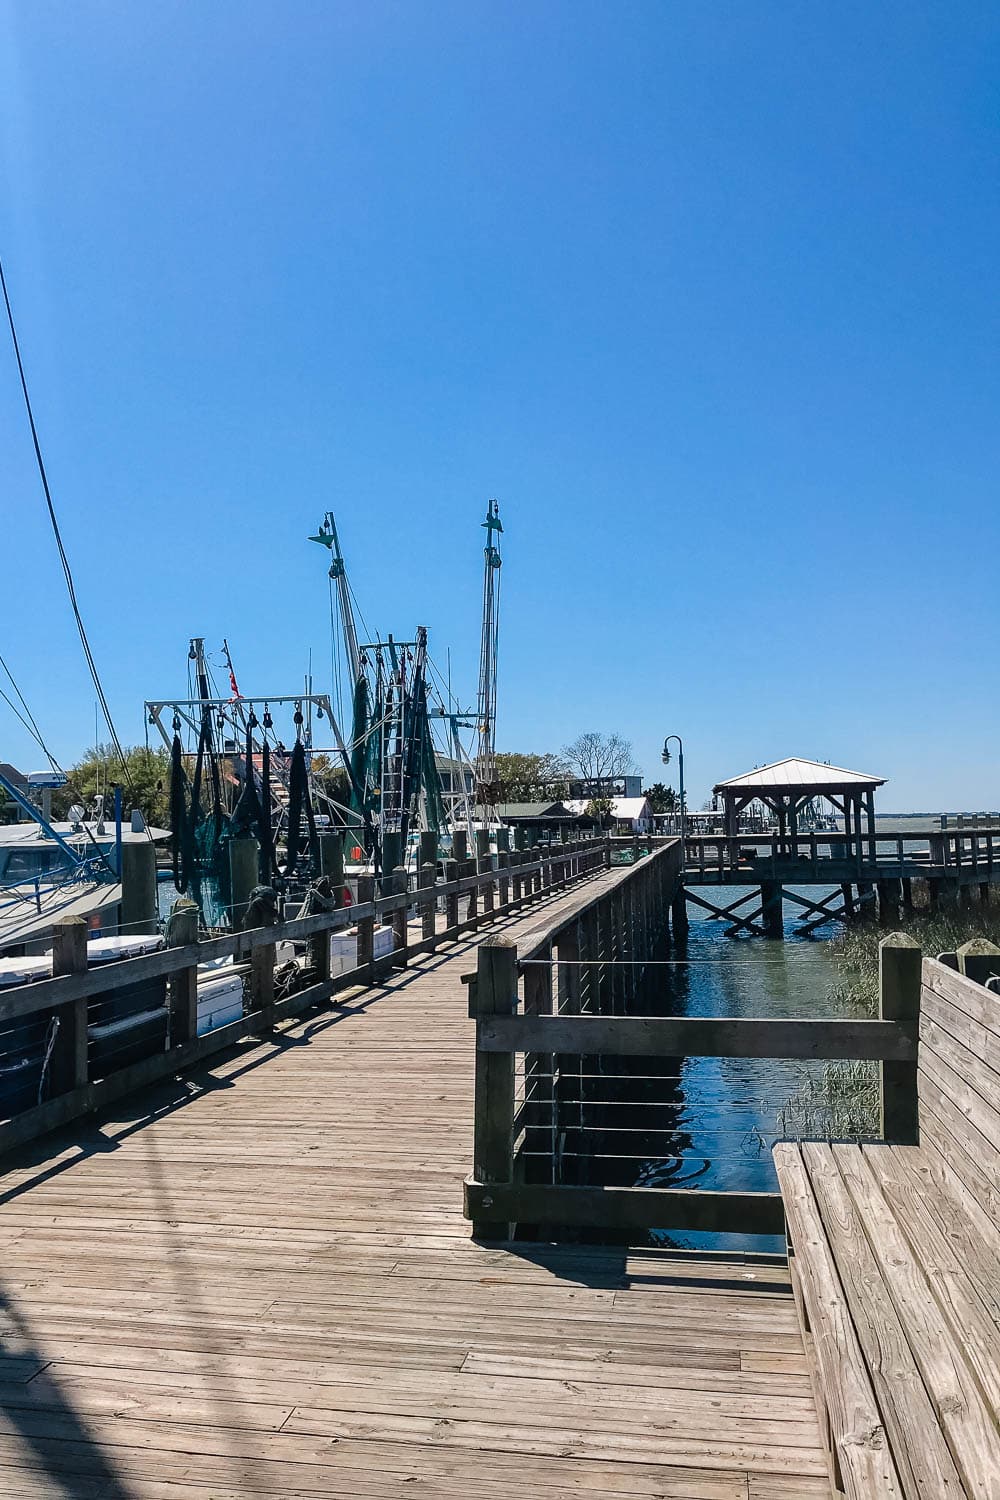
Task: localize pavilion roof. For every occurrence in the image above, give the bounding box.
[713,758,886,795]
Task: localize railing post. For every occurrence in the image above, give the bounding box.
[879,933,921,1144]
[444,858,459,934]
[956,937,1000,985]
[419,861,437,948]
[476,829,494,926]
[510,850,522,906]
[464,855,478,927]
[357,873,375,980]
[391,865,409,967]
[250,937,277,1032]
[531,844,542,901]
[472,936,518,1239]
[166,900,200,1045]
[50,916,89,1097]
[498,849,510,911]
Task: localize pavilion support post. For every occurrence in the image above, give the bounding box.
[671,884,689,939]
[760,880,783,938]
[857,881,876,920]
[877,878,901,926]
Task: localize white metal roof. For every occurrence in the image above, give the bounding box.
[0,822,170,848]
[714,758,885,792]
[565,797,651,819]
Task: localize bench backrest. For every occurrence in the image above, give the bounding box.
[917,956,1000,1221]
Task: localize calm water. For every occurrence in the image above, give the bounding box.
[631,886,869,1252]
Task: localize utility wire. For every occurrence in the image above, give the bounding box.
[0,253,150,839]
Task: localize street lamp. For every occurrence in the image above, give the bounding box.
[661,735,685,843]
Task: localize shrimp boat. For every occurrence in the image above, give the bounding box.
[144,501,503,930]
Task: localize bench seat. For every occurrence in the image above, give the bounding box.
[775,1139,1000,1498]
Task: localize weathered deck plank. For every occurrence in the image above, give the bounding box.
[0,886,826,1497]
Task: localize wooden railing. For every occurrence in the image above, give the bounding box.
[464,929,922,1240]
[683,828,1000,881]
[0,837,612,1155]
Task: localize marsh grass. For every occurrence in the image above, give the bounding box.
[778,903,1000,1141]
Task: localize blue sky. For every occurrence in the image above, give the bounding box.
[1,1,997,811]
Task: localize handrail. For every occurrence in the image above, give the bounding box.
[465,928,921,1240]
[0,835,614,1153]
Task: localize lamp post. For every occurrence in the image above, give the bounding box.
[661,736,685,843]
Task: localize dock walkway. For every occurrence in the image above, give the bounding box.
[0,881,828,1499]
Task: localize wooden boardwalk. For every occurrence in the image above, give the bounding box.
[0,883,829,1499]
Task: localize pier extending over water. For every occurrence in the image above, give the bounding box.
[0,851,829,1499]
[0,835,998,1495]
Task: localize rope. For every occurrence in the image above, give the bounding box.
[36,1015,60,1104]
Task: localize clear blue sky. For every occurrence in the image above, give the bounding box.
[1,2,997,811]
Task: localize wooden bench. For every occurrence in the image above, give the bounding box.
[774,952,1000,1498]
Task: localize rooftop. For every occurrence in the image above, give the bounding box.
[714,757,886,794]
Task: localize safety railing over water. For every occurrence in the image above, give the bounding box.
[683,827,1000,882]
[464,905,925,1240]
[0,836,612,1155]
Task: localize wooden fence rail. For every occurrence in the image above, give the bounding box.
[682,827,1000,883]
[464,928,922,1240]
[0,837,612,1155]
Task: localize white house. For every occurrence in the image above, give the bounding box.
[566,796,654,834]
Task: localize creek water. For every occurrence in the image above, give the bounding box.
[612,887,871,1254]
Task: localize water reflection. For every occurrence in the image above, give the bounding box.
[530,887,873,1253]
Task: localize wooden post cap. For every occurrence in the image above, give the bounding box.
[957,937,1000,984]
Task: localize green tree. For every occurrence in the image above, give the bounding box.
[644,782,678,814]
[309,752,351,803]
[584,796,614,827]
[495,751,568,800]
[53,744,172,828]
[0,783,16,825]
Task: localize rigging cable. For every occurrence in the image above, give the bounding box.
[0,652,61,772]
[0,253,151,842]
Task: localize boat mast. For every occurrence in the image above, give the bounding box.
[475,499,503,807]
[190,637,214,750]
[310,512,360,685]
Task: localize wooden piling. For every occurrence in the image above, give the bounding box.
[120,838,158,935]
[228,838,259,930]
[50,917,89,1097]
